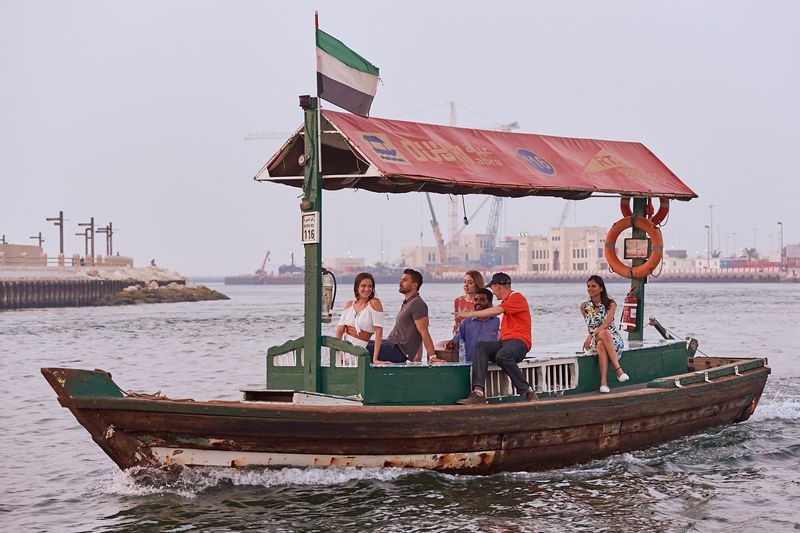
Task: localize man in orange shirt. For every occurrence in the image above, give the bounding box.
[455,272,538,404]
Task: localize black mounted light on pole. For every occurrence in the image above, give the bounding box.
[46,211,65,255]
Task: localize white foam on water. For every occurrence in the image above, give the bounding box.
[751,397,800,421]
[94,465,412,498]
[185,465,411,488]
[93,468,200,499]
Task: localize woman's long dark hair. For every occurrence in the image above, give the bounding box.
[587,275,614,310]
[353,272,376,300]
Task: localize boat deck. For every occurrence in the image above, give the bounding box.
[252,338,695,405]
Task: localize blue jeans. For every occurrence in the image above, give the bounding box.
[366,340,407,363]
[471,339,530,394]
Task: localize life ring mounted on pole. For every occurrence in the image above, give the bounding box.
[620,196,670,226]
[605,216,664,279]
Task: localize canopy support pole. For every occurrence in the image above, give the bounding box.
[628,198,647,341]
[301,97,322,392]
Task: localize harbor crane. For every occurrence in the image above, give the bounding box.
[255,251,271,275]
[425,193,448,264]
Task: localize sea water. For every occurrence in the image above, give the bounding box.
[2,282,798,532]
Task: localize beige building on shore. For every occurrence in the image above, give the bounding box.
[518,226,610,273]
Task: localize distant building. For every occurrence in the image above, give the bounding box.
[665,249,688,259]
[448,233,496,265]
[324,257,366,272]
[518,226,609,273]
[399,246,440,269]
[497,237,519,266]
[0,243,45,266]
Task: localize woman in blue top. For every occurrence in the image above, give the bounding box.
[580,275,629,393]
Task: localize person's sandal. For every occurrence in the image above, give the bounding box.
[615,366,630,382]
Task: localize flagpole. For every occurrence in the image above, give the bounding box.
[299,11,324,391]
[315,12,323,176]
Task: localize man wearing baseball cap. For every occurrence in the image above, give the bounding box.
[455,272,538,404]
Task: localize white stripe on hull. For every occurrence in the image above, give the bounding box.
[151,447,496,470]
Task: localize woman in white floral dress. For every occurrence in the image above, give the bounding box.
[580,275,629,393]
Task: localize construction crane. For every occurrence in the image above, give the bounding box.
[486,197,503,245]
[478,197,504,265]
[255,251,271,275]
[425,193,448,264]
[556,201,572,228]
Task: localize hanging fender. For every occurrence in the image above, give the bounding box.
[619,197,670,225]
[604,215,664,279]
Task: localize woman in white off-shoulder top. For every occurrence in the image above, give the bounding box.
[335,272,385,363]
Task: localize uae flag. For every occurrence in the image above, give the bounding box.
[316,29,379,117]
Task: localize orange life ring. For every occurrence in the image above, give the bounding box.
[619,197,670,226]
[604,216,664,279]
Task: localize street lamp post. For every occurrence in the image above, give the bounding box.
[29,232,45,248]
[96,222,114,256]
[45,211,65,255]
[77,217,95,265]
[778,221,784,269]
[75,229,89,260]
[704,225,711,269]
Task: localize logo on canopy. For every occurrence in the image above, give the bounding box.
[515,149,556,175]
[584,149,629,174]
[359,133,410,165]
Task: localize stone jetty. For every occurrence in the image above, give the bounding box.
[0,266,228,309]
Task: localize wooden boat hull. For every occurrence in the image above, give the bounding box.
[41,358,769,474]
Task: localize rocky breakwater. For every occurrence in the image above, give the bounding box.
[96,280,228,306]
[0,266,228,309]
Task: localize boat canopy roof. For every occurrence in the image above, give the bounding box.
[256,110,697,200]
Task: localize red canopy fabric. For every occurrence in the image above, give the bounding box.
[261,110,697,200]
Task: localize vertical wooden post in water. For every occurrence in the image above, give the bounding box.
[301,96,322,392]
[628,198,648,341]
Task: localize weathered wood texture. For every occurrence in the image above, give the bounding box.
[42,362,769,474]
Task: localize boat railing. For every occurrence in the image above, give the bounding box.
[485,357,578,397]
[648,356,768,389]
[268,336,369,368]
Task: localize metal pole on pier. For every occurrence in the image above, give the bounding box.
[75,229,89,259]
[46,211,64,255]
[78,218,95,265]
[29,232,45,248]
[96,223,114,256]
[778,221,784,269]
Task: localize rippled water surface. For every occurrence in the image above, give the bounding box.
[2,282,799,532]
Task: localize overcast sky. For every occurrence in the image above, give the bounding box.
[2,1,798,276]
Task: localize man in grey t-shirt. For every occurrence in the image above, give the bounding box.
[367,269,441,364]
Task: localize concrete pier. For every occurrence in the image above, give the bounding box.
[0,264,190,310]
[0,279,132,309]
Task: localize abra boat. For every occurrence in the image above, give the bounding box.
[42,101,769,474]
